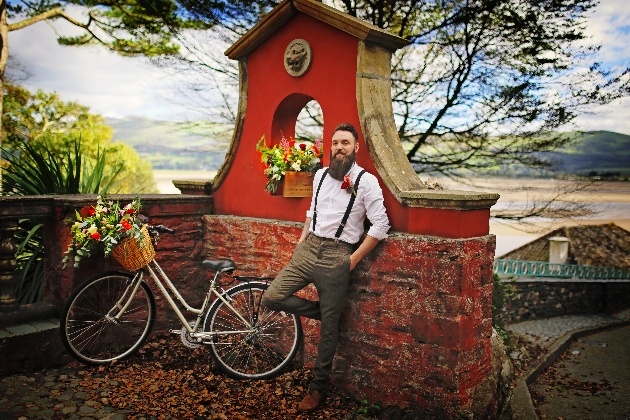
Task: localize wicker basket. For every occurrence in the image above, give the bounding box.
[111,225,155,271]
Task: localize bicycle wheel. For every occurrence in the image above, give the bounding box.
[204,282,302,380]
[60,271,156,365]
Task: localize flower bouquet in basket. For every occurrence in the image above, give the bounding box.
[63,195,154,270]
[256,135,323,193]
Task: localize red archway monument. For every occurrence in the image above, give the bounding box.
[201,0,503,417]
[212,0,499,239]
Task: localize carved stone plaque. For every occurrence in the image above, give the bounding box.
[284,39,312,77]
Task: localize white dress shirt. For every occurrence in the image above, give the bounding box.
[306,164,390,244]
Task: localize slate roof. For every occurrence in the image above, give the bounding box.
[498,223,630,270]
[225,0,409,60]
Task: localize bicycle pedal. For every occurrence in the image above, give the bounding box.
[168,329,180,334]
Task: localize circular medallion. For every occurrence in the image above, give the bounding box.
[284,39,312,77]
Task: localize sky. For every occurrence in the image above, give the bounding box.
[7,1,630,134]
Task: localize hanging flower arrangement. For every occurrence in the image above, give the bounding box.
[63,195,145,268]
[256,135,323,193]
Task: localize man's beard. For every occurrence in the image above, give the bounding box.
[328,150,356,181]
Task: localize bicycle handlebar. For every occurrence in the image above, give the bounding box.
[148,224,175,234]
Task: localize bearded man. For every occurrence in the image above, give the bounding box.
[262,122,390,412]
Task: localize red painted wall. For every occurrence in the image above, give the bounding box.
[213,13,492,239]
[202,214,498,417]
[214,15,366,222]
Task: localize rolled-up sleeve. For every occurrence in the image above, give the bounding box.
[363,174,390,240]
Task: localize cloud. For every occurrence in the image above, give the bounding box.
[6,2,630,135]
[8,19,187,121]
[583,0,630,65]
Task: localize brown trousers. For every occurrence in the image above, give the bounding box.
[262,233,353,391]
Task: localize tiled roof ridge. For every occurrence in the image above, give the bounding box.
[497,223,630,268]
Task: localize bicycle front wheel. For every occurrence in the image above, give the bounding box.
[204,282,302,380]
[60,271,156,365]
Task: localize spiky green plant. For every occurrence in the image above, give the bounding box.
[2,136,124,304]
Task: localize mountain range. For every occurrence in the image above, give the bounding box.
[108,117,630,177]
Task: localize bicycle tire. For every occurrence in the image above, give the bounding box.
[204,282,303,380]
[60,271,156,365]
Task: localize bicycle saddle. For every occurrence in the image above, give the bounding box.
[202,259,236,272]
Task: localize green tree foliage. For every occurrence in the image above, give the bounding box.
[4,1,215,55]
[2,83,157,194]
[1,83,157,303]
[0,1,225,185]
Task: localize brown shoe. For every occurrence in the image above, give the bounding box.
[298,389,323,411]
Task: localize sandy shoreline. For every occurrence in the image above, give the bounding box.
[154,171,629,255]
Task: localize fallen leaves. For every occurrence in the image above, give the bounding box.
[72,333,364,419]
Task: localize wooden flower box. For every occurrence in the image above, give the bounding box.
[283,171,315,197]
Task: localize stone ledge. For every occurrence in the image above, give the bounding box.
[0,318,59,339]
[172,179,214,195]
[0,302,58,328]
[0,321,71,375]
[398,189,500,209]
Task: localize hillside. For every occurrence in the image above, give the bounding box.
[108,118,630,176]
[487,130,630,178]
[107,117,231,170]
[549,131,630,175]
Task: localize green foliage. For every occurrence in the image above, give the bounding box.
[2,83,158,193]
[1,137,82,195]
[13,220,45,304]
[1,82,156,304]
[356,399,381,417]
[7,1,216,57]
[492,273,516,349]
[1,136,125,304]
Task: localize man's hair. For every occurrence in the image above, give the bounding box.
[333,122,359,142]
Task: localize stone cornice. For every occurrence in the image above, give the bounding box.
[0,195,214,219]
[225,0,409,60]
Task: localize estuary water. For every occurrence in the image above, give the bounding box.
[155,171,630,256]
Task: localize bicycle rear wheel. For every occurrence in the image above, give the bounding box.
[60,271,156,365]
[204,282,302,380]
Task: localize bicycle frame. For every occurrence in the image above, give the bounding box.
[111,259,271,343]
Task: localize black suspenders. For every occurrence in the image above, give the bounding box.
[311,168,329,232]
[311,168,366,240]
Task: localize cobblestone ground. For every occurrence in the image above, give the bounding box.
[0,365,131,419]
[506,309,630,350]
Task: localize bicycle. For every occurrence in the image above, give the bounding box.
[59,223,303,380]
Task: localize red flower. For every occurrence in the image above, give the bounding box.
[299,143,307,151]
[125,208,135,215]
[341,175,352,189]
[341,175,357,195]
[80,206,96,218]
[91,232,101,241]
[121,220,133,231]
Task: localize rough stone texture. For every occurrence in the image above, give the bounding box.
[202,214,499,418]
[0,326,72,375]
[501,281,630,323]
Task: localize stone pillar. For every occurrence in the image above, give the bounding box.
[0,218,19,310]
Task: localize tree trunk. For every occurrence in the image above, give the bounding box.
[0,0,8,192]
